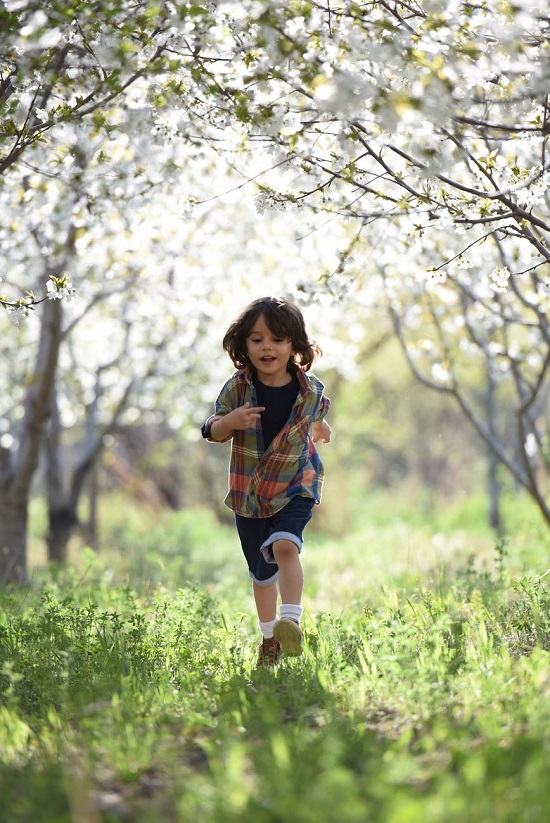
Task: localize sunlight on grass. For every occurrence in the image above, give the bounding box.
[1,552,549,822]
[11,490,550,822]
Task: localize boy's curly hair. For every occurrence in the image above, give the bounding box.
[223,296,321,372]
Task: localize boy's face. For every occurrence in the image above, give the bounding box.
[246,314,294,385]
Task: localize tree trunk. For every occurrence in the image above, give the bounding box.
[85,460,100,551]
[487,449,502,534]
[0,497,29,584]
[44,369,134,563]
[0,297,63,584]
[46,506,78,565]
[485,371,503,534]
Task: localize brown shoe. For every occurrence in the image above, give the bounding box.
[273,618,303,656]
[256,636,281,667]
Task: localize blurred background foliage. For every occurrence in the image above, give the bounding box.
[1,0,548,584]
[26,318,546,589]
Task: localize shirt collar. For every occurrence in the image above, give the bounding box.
[241,363,310,399]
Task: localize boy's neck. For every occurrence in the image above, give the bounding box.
[255,371,293,387]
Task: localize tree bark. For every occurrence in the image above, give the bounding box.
[485,371,503,534]
[46,506,78,565]
[84,460,99,552]
[0,298,62,584]
[44,370,135,564]
[0,497,28,585]
[487,449,502,534]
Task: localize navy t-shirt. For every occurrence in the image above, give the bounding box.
[254,371,299,452]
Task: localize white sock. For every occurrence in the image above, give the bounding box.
[259,617,278,639]
[280,604,303,625]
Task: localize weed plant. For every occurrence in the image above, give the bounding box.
[3,500,550,822]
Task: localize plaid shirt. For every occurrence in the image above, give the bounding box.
[205,365,330,518]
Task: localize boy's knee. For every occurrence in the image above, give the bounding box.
[272,538,299,561]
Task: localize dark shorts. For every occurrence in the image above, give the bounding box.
[235,495,315,587]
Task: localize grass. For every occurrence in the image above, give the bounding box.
[2,493,550,822]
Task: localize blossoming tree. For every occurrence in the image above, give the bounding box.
[176,0,549,525]
[2,0,549,583]
[0,0,224,581]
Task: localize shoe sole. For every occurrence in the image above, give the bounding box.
[273,620,303,656]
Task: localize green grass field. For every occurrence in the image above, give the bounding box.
[1,493,549,822]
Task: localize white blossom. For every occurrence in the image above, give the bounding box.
[46,278,76,302]
[514,172,550,209]
[524,433,538,458]
[314,69,375,120]
[254,193,269,214]
[428,270,447,284]
[431,363,451,383]
[5,304,31,326]
[19,11,48,37]
[489,267,511,294]
[456,256,474,270]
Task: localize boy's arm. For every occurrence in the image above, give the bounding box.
[208,414,234,442]
[201,414,226,442]
[311,389,331,443]
[202,402,265,442]
[311,418,331,443]
[201,378,238,443]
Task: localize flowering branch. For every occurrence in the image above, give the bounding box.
[0,275,76,326]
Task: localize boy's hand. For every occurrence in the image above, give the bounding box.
[209,402,265,441]
[311,419,331,443]
[228,402,265,431]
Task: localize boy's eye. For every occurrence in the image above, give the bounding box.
[249,336,287,343]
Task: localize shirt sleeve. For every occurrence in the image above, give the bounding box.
[214,377,238,416]
[315,393,330,421]
[308,374,330,421]
[202,375,240,442]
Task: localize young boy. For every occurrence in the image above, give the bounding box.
[201,297,331,666]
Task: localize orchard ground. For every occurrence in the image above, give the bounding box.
[0,489,549,823]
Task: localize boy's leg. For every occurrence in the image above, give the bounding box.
[272,538,304,656]
[253,580,281,667]
[235,514,283,666]
[260,498,315,657]
[236,500,313,662]
[253,579,278,623]
[271,539,303,605]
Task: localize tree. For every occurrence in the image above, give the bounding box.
[0,114,351,581]
[0,294,64,582]
[0,0,228,310]
[3,0,549,585]
[379,229,549,526]
[0,0,239,581]
[176,0,549,524]
[0,136,206,579]
[207,1,549,262]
